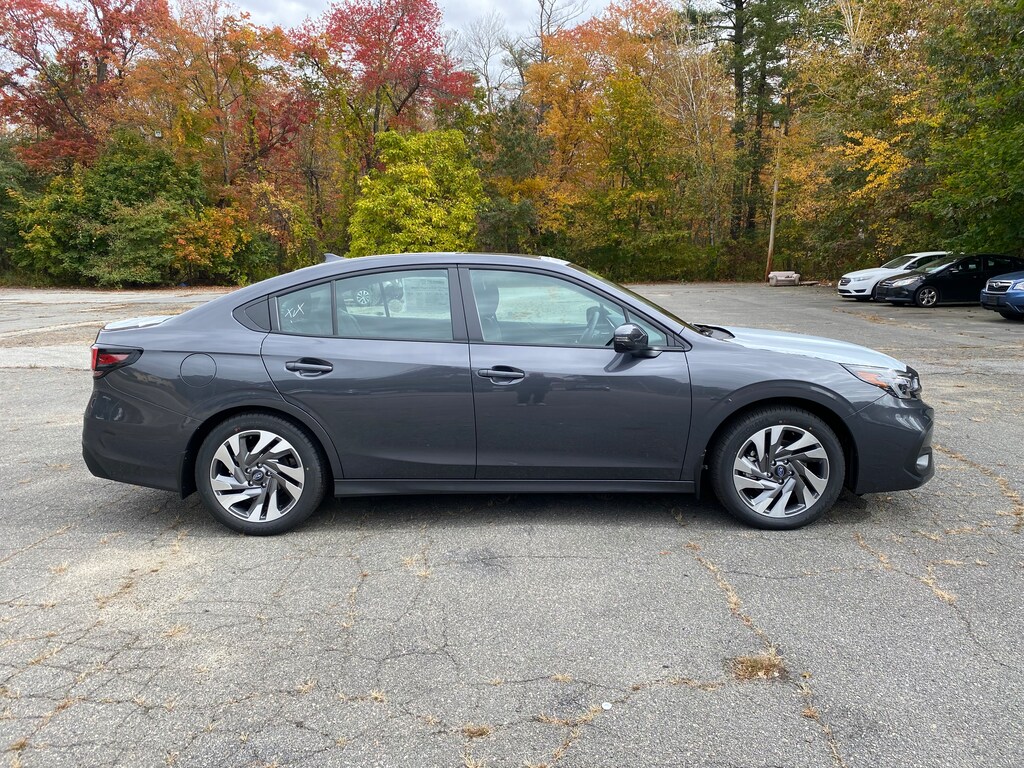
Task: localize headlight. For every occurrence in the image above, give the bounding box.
[891,277,920,287]
[850,276,872,282]
[1012,280,1024,291]
[844,365,922,399]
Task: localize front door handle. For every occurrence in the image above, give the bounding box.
[477,366,525,382]
[285,358,333,376]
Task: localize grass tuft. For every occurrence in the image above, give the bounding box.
[731,650,787,681]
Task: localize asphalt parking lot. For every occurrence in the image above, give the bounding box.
[1,282,1022,768]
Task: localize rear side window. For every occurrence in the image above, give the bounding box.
[336,270,453,341]
[986,256,1018,274]
[277,283,332,336]
[274,269,453,341]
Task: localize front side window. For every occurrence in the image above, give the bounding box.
[275,269,453,341]
[470,269,627,347]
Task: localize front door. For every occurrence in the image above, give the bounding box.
[463,268,692,480]
[261,268,476,479]
[943,256,985,302]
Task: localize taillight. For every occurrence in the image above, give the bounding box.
[91,345,142,378]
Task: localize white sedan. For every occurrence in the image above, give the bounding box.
[837,252,946,300]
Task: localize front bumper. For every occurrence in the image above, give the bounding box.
[837,282,874,297]
[846,395,934,494]
[980,289,1024,316]
[874,283,919,303]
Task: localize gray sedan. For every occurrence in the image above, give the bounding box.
[83,253,934,534]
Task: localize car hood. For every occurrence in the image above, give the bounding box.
[878,270,926,284]
[841,266,899,280]
[717,326,907,369]
[991,269,1024,282]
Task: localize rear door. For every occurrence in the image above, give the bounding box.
[985,255,1022,283]
[462,267,691,480]
[261,267,476,479]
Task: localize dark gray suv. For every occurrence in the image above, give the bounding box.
[83,253,934,534]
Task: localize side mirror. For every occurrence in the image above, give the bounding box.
[613,323,649,354]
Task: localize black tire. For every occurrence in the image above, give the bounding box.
[998,311,1022,320]
[853,295,871,302]
[914,285,939,308]
[195,412,327,535]
[709,406,845,530]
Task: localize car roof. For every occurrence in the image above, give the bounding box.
[175,253,576,324]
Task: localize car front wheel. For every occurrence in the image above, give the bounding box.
[709,407,845,530]
[196,413,327,535]
[914,285,939,307]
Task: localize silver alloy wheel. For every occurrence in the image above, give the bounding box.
[209,430,305,523]
[732,425,830,518]
[917,286,938,307]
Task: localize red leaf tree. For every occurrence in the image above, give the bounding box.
[294,0,473,167]
[0,0,168,168]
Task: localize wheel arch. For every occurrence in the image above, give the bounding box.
[693,396,859,496]
[179,402,341,497]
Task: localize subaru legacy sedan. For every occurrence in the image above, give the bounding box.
[83,253,934,535]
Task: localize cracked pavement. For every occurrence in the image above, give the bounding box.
[1,283,1022,767]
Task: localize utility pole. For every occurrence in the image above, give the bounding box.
[764,120,782,282]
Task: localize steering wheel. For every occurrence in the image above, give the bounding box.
[578,305,612,345]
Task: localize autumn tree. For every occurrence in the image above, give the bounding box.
[918,0,1024,254]
[295,0,473,169]
[348,130,483,256]
[0,0,168,168]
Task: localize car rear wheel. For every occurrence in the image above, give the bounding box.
[196,413,327,535]
[914,285,939,307]
[709,407,845,530]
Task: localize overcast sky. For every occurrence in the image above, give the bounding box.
[233,0,596,37]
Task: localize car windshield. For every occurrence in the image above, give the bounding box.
[921,256,959,273]
[568,263,701,333]
[882,255,913,269]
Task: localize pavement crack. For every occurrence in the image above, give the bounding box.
[934,443,1024,531]
[683,540,849,768]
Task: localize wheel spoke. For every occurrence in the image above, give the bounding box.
[211,474,249,492]
[246,432,280,466]
[264,479,283,521]
[735,455,772,481]
[750,485,782,514]
[766,426,785,464]
[734,474,777,492]
[793,460,828,495]
[767,482,795,517]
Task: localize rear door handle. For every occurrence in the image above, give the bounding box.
[477,367,525,382]
[285,359,333,376]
